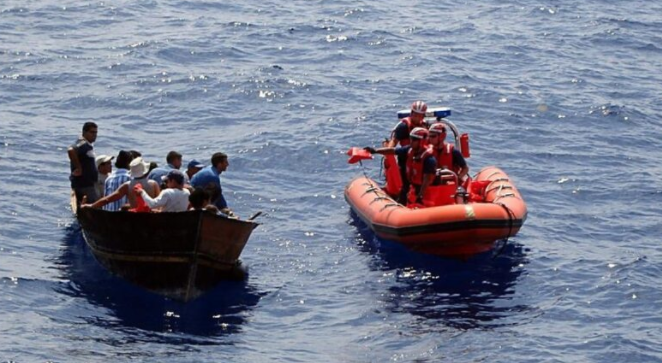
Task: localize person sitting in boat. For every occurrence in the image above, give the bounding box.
[102,150,133,211]
[82,157,161,211]
[187,187,221,214]
[136,170,190,212]
[428,122,469,185]
[186,159,205,181]
[148,150,190,188]
[191,152,236,217]
[94,154,113,198]
[387,101,429,204]
[364,127,437,205]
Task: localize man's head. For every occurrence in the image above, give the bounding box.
[129,157,150,178]
[189,188,211,210]
[210,152,228,173]
[428,122,447,148]
[410,101,427,125]
[166,151,183,169]
[115,150,133,169]
[95,155,113,175]
[82,122,98,143]
[162,169,185,188]
[409,127,429,152]
[186,159,204,178]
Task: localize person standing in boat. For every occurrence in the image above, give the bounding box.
[191,152,235,217]
[94,154,114,198]
[428,123,469,185]
[136,170,190,212]
[387,101,429,204]
[365,127,437,205]
[68,122,99,207]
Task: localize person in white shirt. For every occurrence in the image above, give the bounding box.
[136,169,190,212]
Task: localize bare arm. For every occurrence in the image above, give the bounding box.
[67,147,82,177]
[85,184,128,209]
[148,180,161,198]
[457,165,469,184]
[418,173,435,201]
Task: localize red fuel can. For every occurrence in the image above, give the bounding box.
[460,133,470,158]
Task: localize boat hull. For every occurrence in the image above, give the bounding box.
[76,207,258,301]
[345,166,527,257]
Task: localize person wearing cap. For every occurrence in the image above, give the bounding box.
[190,152,235,217]
[94,154,114,198]
[147,150,190,187]
[428,122,469,185]
[68,122,99,207]
[385,101,430,203]
[364,127,437,205]
[135,170,190,212]
[83,156,160,211]
[186,159,204,180]
[102,150,133,211]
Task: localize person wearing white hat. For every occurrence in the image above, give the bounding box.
[94,154,114,198]
[126,157,160,208]
[82,157,160,211]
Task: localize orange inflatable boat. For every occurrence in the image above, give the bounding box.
[345,166,527,257]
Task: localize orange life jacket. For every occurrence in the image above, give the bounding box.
[391,118,413,147]
[406,145,434,185]
[433,143,461,174]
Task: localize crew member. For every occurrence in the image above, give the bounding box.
[365,127,437,205]
[387,101,429,203]
[428,122,469,184]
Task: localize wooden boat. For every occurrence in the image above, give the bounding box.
[345,166,527,258]
[72,197,259,302]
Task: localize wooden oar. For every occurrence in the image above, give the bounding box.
[248,211,263,221]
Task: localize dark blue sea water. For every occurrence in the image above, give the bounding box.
[2,0,662,361]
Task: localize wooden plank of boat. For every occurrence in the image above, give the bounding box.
[73,197,259,301]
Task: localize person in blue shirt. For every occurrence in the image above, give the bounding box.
[148,150,189,187]
[68,122,99,208]
[190,152,235,217]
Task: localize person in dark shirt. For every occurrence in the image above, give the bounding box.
[387,101,429,204]
[68,122,99,208]
[364,127,437,205]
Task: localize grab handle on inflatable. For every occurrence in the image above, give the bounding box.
[436,168,458,185]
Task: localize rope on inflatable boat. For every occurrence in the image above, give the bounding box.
[492,202,516,259]
[359,160,403,210]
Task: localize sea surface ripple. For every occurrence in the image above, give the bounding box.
[1,0,662,362]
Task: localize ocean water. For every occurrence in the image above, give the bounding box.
[1,0,662,362]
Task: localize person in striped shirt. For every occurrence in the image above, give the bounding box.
[103,150,133,211]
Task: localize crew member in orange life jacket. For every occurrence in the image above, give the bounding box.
[387,101,429,203]
[365,127,437,205]
[428,122,469,184]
